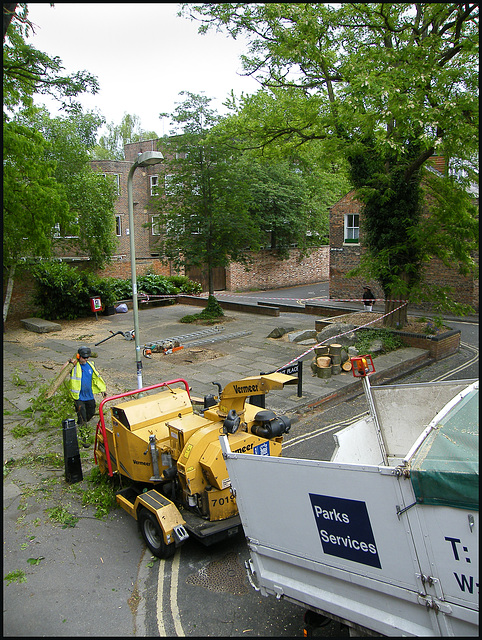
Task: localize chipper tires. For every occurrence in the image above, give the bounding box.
[138,508,176,559]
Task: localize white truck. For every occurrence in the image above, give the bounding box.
[220,362,478,637]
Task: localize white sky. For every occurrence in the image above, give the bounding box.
[25,3,260,136]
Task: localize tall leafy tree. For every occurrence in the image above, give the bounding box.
[19,107,118,267]
[3,4,98,115]
[3,4,107,322]
[242,157,327,256]
[184,3,479,323]
[153,92,261,295]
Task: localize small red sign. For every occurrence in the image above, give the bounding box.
[90,297,102,312]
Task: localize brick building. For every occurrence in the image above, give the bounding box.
[90,139,329,291]
[329,159,479,311]
[4,138,330,325]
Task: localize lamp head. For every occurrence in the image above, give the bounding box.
[135,151,164,167]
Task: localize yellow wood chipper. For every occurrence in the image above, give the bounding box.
[94,373,296,558]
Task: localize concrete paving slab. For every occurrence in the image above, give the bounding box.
[20,318,62,333]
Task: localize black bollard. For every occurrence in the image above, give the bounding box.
[62,418,83,483]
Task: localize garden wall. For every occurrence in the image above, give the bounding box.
[227,246,329,291]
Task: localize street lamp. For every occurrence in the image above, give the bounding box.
[127,150,164,389]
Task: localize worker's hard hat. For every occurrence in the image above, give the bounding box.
[77,346,92,358]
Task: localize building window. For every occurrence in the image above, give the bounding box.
[344,214,359,243]
[115,215,122,236]
[150,175,159,196]
[52,221,79,239]
[102,173,120,195]
[165,174,176,195]
[151,216,161,236]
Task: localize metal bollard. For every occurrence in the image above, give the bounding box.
[62,418,83,483]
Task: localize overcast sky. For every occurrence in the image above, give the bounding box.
[26,3,260,135]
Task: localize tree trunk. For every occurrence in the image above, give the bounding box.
[3,263,16,330]
[383,299,408,328]
[208,266,214,296]
[383,272,410,328]
[3,3,17,41]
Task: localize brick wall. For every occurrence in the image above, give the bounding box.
[329,189,479,310]
[396,329,461,360]
[3,265,41,326]
[328,190,376,300]
[98,259,171,280]
[90,157,160,263]
[227,247,329,291]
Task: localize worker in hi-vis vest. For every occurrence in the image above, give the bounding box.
[69,346,107,430]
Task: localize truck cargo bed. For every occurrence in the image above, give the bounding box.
[220,379,478,637]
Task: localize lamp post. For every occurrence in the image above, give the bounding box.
[127,150,164,389]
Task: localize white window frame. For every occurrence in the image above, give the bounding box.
[115,215,122,237]
[150,175,159,196]
[102,173,120,195]
[151,216,161,236]
[164,174,176,195]
[344,214,359,243]
[53,222,79,239]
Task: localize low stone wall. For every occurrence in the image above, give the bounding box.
[177,295,280,316]
[393,328,461,361]
[306,304,359,317]
[314,318,461,361]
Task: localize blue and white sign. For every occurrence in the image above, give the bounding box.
[310,493,381,569]
[253,441,270,456]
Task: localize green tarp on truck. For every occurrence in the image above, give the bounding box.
[410,385,478,511]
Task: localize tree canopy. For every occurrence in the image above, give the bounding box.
[184,2,479,319]
[3,4,98,116]
[91,112,159,160]
[3,4,116,271]
[153,93,260,295]
[3,4,118,325]
[153,92,340,294]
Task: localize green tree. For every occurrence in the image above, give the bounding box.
[153,92,261,295]
[3,4,106,323]
[184,3,479,324]
[242,157,327,257]
[3,4,98,115]
[19,107,118,268]
[92,112,159,160]
[3,119,70,265]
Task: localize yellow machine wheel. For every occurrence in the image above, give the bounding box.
[138,508,176,559]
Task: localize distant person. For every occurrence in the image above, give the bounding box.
[362,286,375,312]
[69,346,107,430]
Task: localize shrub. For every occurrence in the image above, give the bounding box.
[111,272,202,300]
[32,262,201,320]
[32,262,86,320]
[180,295,224,323]
[110,278,133,301]
[137,272,178,295]
[168,275,202,295]
[355,328,404,355]
[32,262,117,320]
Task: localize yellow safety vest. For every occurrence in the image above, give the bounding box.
[69,361,106,400]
